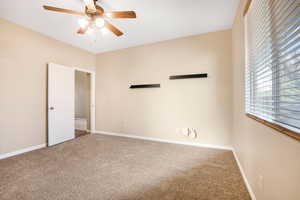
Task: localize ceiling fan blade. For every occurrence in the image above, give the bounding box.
[83,0,97,13]
[104,21,124,36]
[43,6,85,16]
[105,11,136,18]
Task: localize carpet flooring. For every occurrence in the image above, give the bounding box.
[0,134,251,200]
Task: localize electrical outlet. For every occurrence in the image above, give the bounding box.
[190,131,195,139]
[257,175,264,190]
[182,128,189,137]
[190,128,197,139]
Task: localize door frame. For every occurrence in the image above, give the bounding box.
[74,67,96,133]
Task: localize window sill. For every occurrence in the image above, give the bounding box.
[246,113,300,142]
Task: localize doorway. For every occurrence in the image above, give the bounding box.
[75,70,91,138]
[74,68,95,138]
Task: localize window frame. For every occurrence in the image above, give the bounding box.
[243,0,300,141]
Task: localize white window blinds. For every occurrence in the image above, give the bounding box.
[245,0,300,131]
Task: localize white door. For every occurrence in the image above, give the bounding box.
[48,63,75,146]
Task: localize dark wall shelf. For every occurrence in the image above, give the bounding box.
[129,84,161,89]
[169,73,208,80]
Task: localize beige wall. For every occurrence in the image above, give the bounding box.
[0,18,95,154]
[232,1,300,200]
[95,30,233,147]
[75,71,91,129]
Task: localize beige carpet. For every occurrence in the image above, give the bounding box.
[0,134,251,200]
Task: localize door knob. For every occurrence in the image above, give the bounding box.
[49,107,54,110]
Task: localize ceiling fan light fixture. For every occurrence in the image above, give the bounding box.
[95,18,105,28]
[86,27,94,34]
[78,18,88,28]
[101,27,110,35]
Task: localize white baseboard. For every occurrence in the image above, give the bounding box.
[233,150,256,200]
[0,144,46,160]
[94,130,233,151]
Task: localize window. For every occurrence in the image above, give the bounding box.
[244,0,300,140]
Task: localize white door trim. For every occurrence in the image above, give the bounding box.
[74,67,96,133]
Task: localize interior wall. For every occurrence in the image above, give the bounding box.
[232,1,300,200]
[0,18,95,154]
[95,30,233,147]
[75,71,91,129]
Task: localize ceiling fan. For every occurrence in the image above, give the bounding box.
[43,0,136,36]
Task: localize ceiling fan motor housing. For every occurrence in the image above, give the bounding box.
[86,4,104,16]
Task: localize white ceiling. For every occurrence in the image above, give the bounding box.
[0,0,239,54]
